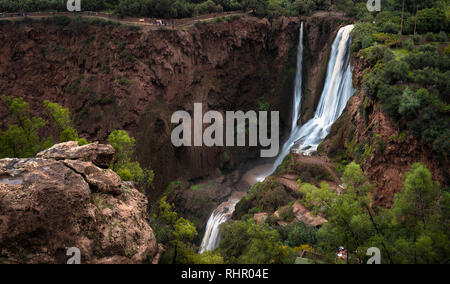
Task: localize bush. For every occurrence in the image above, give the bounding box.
[403,38,415,52]
[277,204,294,222]
[404,47,439,70]
[382,22,400,34]
[416,8,447,34]
[219,218,296,264]
[438,31,448,42]
[384,60,410,83]
[413,34,422,44]
[383,48,395,63]
[108,130,154,187]
[425,32,436,42]
[398,88,420,120]
[445,45,450,57]
[363,45,387,65]
[351,23,378,52]
[277,223,318,247]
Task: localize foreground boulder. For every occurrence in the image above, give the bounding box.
[0,142,163,264]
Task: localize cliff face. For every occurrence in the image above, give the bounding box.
[0,16,297,195]
[0,15,348,199]
[0,142,163,264]
[319,55,447,208]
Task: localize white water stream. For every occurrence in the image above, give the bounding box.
[199,24,355,253]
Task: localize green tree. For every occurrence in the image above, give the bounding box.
[108,129,154,187]
[43,100,88,145]
[300,162,396,263]
[0,96,50,158]
[152,197,202,264]
[219,217,296,264]
[388,163,445,263]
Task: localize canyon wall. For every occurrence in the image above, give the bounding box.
[0,15,348,203]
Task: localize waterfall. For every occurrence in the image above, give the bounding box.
[291,22,305,132]
[267,22,305,176]
[198,197,240,254]
[291,24,355,155]
[198,24,355,254]
[269,24,355,173]
[198,24,305,253]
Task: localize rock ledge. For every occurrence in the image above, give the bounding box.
[0,142,163,264]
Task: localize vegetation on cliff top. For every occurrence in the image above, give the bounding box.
[349,1,449,162]
[3,0,443,20]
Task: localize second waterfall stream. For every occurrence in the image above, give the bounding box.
[199,24,355,253]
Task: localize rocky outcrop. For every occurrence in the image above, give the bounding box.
[36,141,114,168]
[0,142,163,264]
[274,203,327,227]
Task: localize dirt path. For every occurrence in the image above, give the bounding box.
[0,11,245,30]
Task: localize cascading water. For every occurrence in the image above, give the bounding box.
[198,197,240,254]
[291,24,355,155]
[269,24,355,174]
[266,22,305,176]
[198,24,355,254]
[198,24,305,253]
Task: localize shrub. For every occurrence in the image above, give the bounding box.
[383,48,395,63]
[403,38,415,52]
[277,223,318,247]
[425,32,436,42]
[365,45,387,65]
[438,31,448,42]
[382,22,400,34]
[277,204,294,222]
[108,130,154,187]
[384,60,410,83]
[351,23,378,52]
[445,45,450,57]
[398,88,420,120]
[413,34,422,44]
[416,8,447,34]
